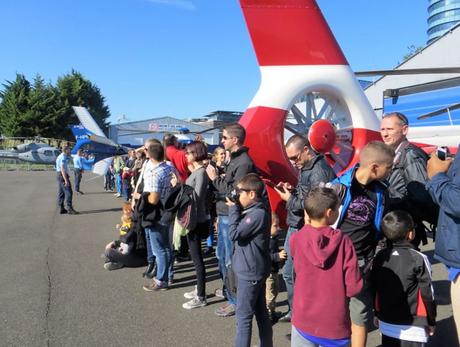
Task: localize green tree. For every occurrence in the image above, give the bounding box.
[0,74,31,137]
[26,75,61,138]
[0,71,110,140]
[55,70,110,139]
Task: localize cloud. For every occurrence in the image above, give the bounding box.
[148,0,196,11]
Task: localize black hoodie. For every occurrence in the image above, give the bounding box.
[211,146,257,216]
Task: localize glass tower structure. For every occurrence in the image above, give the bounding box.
[428,0,460,43]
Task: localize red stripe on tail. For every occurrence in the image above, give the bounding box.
[240,0,348,66]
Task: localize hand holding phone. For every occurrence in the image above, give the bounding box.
[274,183,286,193]
[436,146,449,161]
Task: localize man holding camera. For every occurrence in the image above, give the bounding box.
[207,123,257,317]
[427,144,460,344]
[274,134,336,322]
[380,112,437,247]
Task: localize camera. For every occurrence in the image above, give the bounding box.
[436,146,450,161]
[214,189,241,204]
[227,189,240,203]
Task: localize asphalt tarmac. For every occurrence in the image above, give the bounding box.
[0,171,458,347]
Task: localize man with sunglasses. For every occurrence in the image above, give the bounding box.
[207,123,258,317]
[380,112,437,248]
[274,134,336,323]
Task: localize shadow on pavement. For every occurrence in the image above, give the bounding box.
[78,207,122,215]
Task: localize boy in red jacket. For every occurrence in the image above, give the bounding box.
[290,187,363,347]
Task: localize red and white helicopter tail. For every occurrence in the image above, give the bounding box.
[238,0,383,215]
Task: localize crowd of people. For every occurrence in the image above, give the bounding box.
[54,113,460,347]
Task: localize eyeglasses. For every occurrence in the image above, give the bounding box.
[382,112,409,126]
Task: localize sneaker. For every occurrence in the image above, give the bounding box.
[184,286,197,299]
[59,208,68,214]
[142,263,156,279]
[143,280,168,292]
[278,311,291,323]
[103,262,124,271]
[269,311,283,324]
[203,247,214,256]
[214,288,225,298]
[183,297,207,310]
[76,191,84,195]
[214,303,236,317]
[67,208,79,215]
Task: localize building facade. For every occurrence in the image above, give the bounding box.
[428,0,460,43]
[108,116,220,147]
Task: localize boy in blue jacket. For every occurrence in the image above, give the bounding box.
[228,173,273,347]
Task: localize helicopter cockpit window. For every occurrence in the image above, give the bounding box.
[44,150,53,156]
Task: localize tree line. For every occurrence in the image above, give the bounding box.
[0,71,110,141]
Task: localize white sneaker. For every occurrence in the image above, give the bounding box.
[182,297,207,310]
[183,286,197,299]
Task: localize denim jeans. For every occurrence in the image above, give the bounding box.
[282,226,299,313]
[115,173,122,194]
[167,222,174,280]
[145,224,171,284]
[122,180,131,201]
[235,278,273,347]
[144,229,155,264]
[56,173,73,208]
[104,172,114,190]
[206,219,215,248]
[74,169,82,192]
[216,215,236,304]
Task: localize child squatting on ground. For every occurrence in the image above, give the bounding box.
[290,187,363,347]
[227,173,273,347]
[371,210,437,347]
[104,202,135,270]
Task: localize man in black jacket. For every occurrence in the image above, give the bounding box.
[207,123,258,317]
[274,134,336,322]
[380,112,436,247]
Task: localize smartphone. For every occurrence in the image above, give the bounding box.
[274,184,286,193]
[436,146,449,161]
[264,179,277,189]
